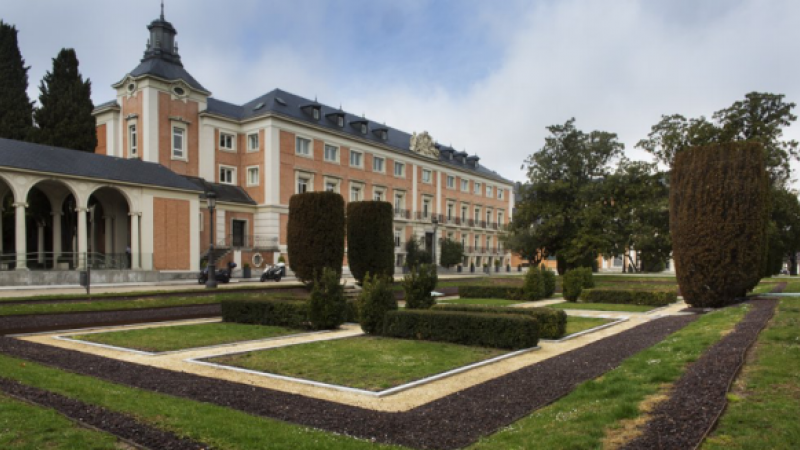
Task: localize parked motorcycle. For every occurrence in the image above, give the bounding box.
[260,262,285,282]
[198,261,237,284]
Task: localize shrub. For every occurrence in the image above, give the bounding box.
[523,267,545,300]
[222,297,308,329]
[575,267,595,288]
[358,274,398,334]
[344,298,359,323]
[405,238,432,269]
[562,269,584,301]
[346,201,394,283]
[541,267,557,298]
[403,264,438,309]
[671,142,769,307]
[287,192,345,284]
[458,285,525,300]
[432,304,566,339]
[308,267,346,330]
[381,310,539,350]
[440,238,465,268]
[579,289,677,307]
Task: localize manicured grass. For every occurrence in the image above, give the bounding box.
[0,354,404,450]
[208,336,506,391]
[565,317,615,336]
[0,393,121,449]
[702,298,800,449]
[70,322,300,352]
[438,298,525,307]
[469,303,748,449]
[778,281,800,293]
[548,302,656,313]
[751,282,781,294]
[594,281,678,291]
[593,275,677,282]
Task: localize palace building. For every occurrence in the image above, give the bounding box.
[0,10,514,285]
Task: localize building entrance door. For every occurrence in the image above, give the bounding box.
[232,220,246,247]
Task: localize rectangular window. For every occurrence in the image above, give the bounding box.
[296,136,311,156]
[487,186,493,197]
[128,124,138,157]
[220,132,235,150]
[325,180,338,193]
[247,133,259,151]
[394,161,405,177]
[350,150,363,167]
[297,176,310,194]
[447,175,455,189]
[461,206,468,221]
[395,229,402,247]
[219,166,235,185]
[498,211,504,225]
[498,189,504,200]
[394,192,405,211]
[422,169,432,183]
[423,199,431,218]
[486,211,492,224]
[172,127,184,159]
[324,144,338,162]
[474,208,480,221]
[447,203,454,219]
[350,185,362,202]
[374,188,385,201]
[247,167,259,186]
[474,235,480,248]
[373,156,385,173]
[474,182,482,194]
[461,179,469,192]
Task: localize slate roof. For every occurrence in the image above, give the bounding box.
[205,89,513,184]
[0,138,201,193]
[126,57,208,92]
[184,176,257,205]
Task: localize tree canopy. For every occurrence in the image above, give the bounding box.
[34,48,96,151]
[0,21,34,141]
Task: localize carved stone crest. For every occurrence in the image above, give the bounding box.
[410,131,439,159]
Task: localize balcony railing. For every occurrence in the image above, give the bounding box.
[214,234,279,250]
[394,208,410,219]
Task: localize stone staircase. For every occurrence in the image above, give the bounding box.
[343,282,362,300]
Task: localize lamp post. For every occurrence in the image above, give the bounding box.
[431,215,439,267]
[205,191,218,289]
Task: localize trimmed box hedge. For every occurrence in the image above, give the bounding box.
[381,310,539,350]
[432,304,566,339]
[458,285,526,300]
[221,298,309,329]
[578,289,677,307]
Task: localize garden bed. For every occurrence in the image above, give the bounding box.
[548,302,657,313]
[437,298,524,307]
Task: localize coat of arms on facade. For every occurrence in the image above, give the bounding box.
[410,131,440,159]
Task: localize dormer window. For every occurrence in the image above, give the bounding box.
[301,103,322,120]
[351,119,368,135]
[373,127,389,141]
[327,112,346,128]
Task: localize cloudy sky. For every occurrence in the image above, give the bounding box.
[3,0,799,184]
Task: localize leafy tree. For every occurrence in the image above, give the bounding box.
[439,238,464,268]
[0,21,34,141]
[512,118,624,273]
[404,237,431,269]
[765,187,800,275]
[34,48,96,151]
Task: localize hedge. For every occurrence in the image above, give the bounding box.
[346,201,394,283]
[221,298,309,329]
[458,285,526,300]
[358,274,398,334]
[403,264,438,309]
[287,192,346,284]
[382,310,539,350]
[308,267,346,330]
[562,269,585,301]
[344,299,359,323]
[578,289,677,307]
[523,267,545,300]
[671,142,769,307]
[431,304,566,339]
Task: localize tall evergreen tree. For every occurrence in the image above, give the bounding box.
[34,48,96,152]
[0,21,34,141]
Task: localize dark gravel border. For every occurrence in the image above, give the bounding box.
[0,377,209,450]
[0,304,221,335]
[621,298,778,450]
[0,314,695,449]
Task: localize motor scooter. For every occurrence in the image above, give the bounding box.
[260,262,285,282]
[198,261,237,284]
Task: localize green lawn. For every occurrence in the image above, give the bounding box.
[70,322,300,352]
[548,302,656,313]
[207,336,506,391]
[0,393,121,449]
[438,298,525,307]
[469,304,749,449]
[778,281,800,293]
[565,317,615,336]
[702,298,800,449]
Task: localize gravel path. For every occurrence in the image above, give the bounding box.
[0,304,221,335]
[0,377,209,449]
[0,314,695,449]
[621,298,778,450]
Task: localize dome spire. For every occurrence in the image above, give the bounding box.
[160,0,165,20]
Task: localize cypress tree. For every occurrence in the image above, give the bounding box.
[0,21,34,141]
[34,48,96,152]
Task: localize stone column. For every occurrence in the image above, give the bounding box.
[0,206,4,256]
[37,221,45,264]
[51,211,62,265]
[14,202,27,270]
[104,216,114,266]
[129,212,140,270]
[76,207,88,270]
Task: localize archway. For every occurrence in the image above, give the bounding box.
[25,179,78,270]
[87,187,131,269]
[0,175,14,270]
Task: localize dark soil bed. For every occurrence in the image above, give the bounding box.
[0,304,221,335]
[0,377,208,449]
[0,314,695,449]
[621,298,778,450]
